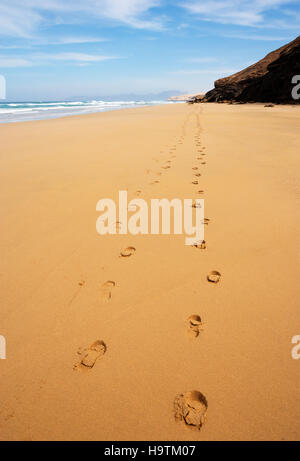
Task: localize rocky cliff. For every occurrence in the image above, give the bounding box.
[203,35,300,104]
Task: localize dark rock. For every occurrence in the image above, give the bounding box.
[203,35,300,104]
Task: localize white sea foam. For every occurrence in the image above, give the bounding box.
[0,99,177,123]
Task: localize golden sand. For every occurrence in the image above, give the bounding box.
[0,103,300,440]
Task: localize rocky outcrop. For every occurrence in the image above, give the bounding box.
[168,93,205,102]
[203,35,300,104]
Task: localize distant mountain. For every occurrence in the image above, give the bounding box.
[203,35,300,104]
[66,91,185,102]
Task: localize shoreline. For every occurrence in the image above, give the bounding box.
[0,101,178,125]
[1,100,299,125]
[1,103,300,441]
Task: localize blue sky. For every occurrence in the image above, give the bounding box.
[0,0,299,100]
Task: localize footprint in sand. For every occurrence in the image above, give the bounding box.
[120,246,136,258]
[192,167,198,170]
[100,280,116,303]
[192,180,199,185]
[187,314,203,338]
[202,218,210,225]
[207,271,221,284]
[111,221,123,232]
[197,190,204,195]
[162,165,171,170]
[193,240,206,250]
[74,340,107,372]
[174,391,208,430]
[194,173,201,177]
[192,201,202,209]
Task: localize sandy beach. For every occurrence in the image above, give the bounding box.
[1,102,300,441]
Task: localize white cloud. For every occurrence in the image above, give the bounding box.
[221,33,293,40]
[0,0,164,38]
[0,57,32,67]
[48,37,110,45]
[90,0,163,29]
[34,52,118,63]
[0,52,117,67]
[180,0,299,27]
[0,3,41,37]
[0,37,109,50]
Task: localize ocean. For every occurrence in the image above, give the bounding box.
[0,99,177,123]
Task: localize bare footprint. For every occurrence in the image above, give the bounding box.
[192,201,202,209]
[111,221,123,232]
[193,240,206,249]
[100,280,116,303]
[207,271,221,283]
[187,315,203,338]
[174,391,208,430]
[120,246,136,258]
[74,340,107,372]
